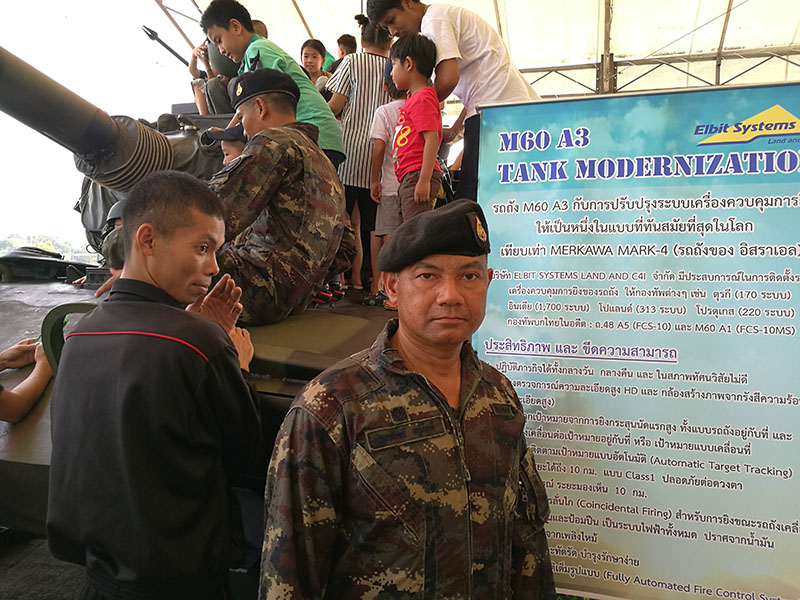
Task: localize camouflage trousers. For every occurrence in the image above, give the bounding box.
[217,248,315,325]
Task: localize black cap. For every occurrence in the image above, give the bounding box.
[230,68,301,110]
[377,200,490,272]
[203,123,247,143]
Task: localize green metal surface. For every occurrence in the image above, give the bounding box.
[40,303,96,373]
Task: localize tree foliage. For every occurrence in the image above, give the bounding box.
[0,234,88,261]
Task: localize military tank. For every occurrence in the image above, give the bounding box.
[0,45,390,534]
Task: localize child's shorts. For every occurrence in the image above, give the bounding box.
[374,194,402,236]
[398,169,443,221]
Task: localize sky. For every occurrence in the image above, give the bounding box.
[1,0,203,246]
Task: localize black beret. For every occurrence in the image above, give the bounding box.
[377,200,490,272]
[230,68,301,110]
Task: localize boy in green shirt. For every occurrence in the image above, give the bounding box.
[201,0,345,166]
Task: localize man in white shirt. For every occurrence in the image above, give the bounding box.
[367,0,539,201]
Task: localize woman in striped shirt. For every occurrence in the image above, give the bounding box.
[327,14,392,294]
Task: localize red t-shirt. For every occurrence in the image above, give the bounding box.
[392,86,442,181]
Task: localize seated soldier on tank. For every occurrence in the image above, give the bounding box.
[90,73,353,324]
[206,68,354,325]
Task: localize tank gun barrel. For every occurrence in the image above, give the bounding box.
[0,46,225,193]
[0,45,118,158]
[0,45,179,192]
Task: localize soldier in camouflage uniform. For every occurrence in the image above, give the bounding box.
[260,200,555,599]
[208,68,355,324]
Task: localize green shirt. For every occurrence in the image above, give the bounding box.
[239,35,344,156]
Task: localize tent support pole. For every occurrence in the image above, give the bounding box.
[290,0,314,39]
[154,0,195,49]
[598,0,616,94]
[715,0,735,85]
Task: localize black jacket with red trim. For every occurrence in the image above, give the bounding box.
[47,278,262,588]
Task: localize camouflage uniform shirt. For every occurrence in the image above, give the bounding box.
[260,319,555,599]
[209,121,354,324]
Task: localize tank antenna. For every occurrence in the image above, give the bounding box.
[141,25,189,67]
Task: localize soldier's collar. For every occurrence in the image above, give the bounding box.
[374,319,482,379]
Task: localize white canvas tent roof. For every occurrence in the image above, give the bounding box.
[1,0,799,251]
[163,0,800,98]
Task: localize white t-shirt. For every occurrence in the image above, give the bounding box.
[421,4,539,118]
[369,99,404,196]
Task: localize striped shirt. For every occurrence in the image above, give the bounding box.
[326,52,392,188]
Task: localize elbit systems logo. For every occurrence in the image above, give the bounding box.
[695,105,800,146]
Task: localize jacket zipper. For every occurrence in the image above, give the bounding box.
[413,372,474,598]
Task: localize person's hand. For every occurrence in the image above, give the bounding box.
[33,343,53,377]
[370,181,382,204]
[186,274,243,332]
[94,269,122,298]
[414,178,430,204]
[192,44,207,61]
[0,338,37,370]
[229,327,254,371]
[217,74,231,86]
[442,125,460,144]
[194,43,212,68]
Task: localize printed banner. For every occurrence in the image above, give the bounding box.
[476,83,800,600]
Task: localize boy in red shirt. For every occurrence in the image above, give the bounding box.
[390,33,442,220]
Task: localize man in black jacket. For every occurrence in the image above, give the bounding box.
[47,171,262,600]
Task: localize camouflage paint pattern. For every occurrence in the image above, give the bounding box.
[209,122,354,325]
[260,319,555,599]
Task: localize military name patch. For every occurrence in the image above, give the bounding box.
[365,416,446,451]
